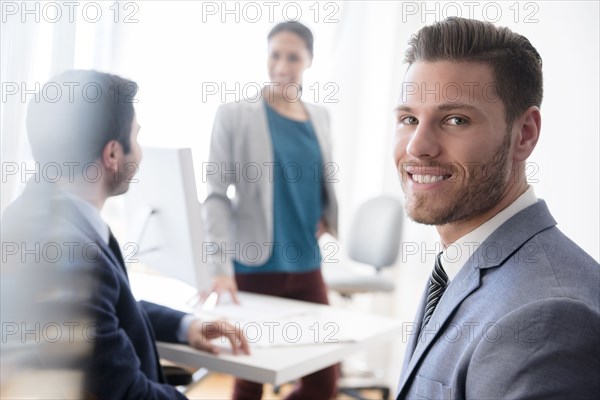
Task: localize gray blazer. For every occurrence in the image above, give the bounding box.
[202,96,338,276]
[396,200,600,399]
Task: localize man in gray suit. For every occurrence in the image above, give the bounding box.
[393,17,599,399]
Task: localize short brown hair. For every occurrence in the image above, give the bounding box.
[27,70,138,165]
[404,17,543,125]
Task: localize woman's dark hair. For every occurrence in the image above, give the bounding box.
[267,21,314,57]
[26,69,138,165]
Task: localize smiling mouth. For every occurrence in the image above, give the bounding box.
[409,173,452,184]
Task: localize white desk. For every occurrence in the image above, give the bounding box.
[130,272,402,386]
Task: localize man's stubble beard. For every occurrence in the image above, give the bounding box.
[402,131,512,226]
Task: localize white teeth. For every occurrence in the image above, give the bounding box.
[412,174,446,184]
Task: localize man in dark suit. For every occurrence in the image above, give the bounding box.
[1,70,249,399]
[393,18,599,398]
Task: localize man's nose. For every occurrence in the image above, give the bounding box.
[406,121,441,159]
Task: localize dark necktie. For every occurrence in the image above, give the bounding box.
[108,229,128,278]
[420,252,449,334]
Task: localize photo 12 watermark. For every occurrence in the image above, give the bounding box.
[400,240,542,265]
[202,320,341,346]
[401,319,542,344]
[400,1,540,24]
[396,161,540,185]
[202,240,341,266]
[201,81,340,104]
[200,1,341,24]
[2,321,97,344]
[1,239,142,265]
[1,1,140,24]
[202,161,340,185]
[2,161,140,185]
[2,80,138,104]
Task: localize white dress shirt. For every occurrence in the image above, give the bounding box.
[440,186,538,282]
[66,192,110,244]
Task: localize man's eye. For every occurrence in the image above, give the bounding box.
[400,116,418,125]
[446,116,468,126]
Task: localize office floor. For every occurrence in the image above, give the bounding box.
[185,372,388,400]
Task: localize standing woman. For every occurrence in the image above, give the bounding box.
[203,21,338,399]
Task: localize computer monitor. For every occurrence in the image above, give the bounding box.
[124,146,210,293]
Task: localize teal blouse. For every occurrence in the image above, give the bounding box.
[234,102,323,274]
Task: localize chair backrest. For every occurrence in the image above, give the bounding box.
[347,196,403,270]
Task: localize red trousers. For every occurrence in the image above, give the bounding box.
[233,269,338,400]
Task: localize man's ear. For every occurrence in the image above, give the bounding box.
[512,106,541,162]
[101,140,122,173]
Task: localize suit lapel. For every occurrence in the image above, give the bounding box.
[249,98,272,165]
[396,200,557,397]
[397,265,481,396]
[303,103,331,165]
[248,99,274,240]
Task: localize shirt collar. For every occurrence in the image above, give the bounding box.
[440,186,538,281]
[64,192,110,245]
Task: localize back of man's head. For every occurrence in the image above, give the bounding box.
[26,70,138,168]
[404,17,543,126]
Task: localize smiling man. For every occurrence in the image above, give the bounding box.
[394,18,599,399]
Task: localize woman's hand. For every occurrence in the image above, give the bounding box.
[211,275,241,304]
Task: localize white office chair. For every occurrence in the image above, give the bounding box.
[323,195,403,400]
[324,195,403,296]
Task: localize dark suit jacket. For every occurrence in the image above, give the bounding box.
[396,200,600,399]
[2,180,188,399]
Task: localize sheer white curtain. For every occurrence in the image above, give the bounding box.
[1,1,117,212]
[1,14,51,211]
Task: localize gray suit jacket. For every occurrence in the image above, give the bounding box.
[396,200,600,399]
[202,96,338,276]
